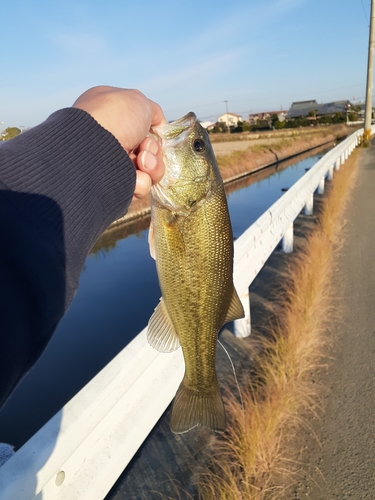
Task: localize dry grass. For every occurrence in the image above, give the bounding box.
[209,124,351,144]
[196,150,360,500]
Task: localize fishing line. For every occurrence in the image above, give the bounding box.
[217,339,244,414]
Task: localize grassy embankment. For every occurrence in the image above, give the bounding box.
[196,147,360,499]
[215,124,349,182]
[208,124,349,144]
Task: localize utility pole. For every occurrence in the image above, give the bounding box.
[364,0,375,142]
[224,100,229,132]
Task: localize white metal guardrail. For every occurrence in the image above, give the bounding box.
[0,127,371,499]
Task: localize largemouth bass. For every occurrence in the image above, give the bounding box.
[147,112,244,434]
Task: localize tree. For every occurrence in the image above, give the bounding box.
[332,112,345,124]
[1,127,21,141]
[270,113,279,127]
[233,120,251,133]
[274,119,285,129]
[308,109,317,119]
[211,121,229,133]
[348,105,362,122]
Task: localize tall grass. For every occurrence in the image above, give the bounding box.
[197,150,360,499]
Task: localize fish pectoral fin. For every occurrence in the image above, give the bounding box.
[148,221,156,260]
[170,380,226,434]
[147,298,180,352]
[223,286,245,324]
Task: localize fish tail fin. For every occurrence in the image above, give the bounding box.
[170,379,226,434]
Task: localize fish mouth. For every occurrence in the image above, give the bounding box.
[152,112,197,145]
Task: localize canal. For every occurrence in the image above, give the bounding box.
[0,146,330,449]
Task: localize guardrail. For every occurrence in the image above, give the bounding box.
[0,127,370,499]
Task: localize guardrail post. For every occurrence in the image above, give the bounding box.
[327,165,334,181]
[282,222,293,253]
[304,193,314,215]
[317,176,325,194]
[233,291,251,337]
[335,157,341,171]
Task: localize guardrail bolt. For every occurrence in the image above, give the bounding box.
[55,470,65,487]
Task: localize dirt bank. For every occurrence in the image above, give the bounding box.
[215,132,336,183]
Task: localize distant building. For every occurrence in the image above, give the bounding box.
[217,112,243,127]
[199,121,216,130]
[247,109,288,124]
[353,103,366,120]
[287,100,318,118]
[287,100,352,119]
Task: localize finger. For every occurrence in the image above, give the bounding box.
[137,150,164,184]
[128,151,138,170]
[148,99,167,127]
[133,170,152,200]
[134,136,160,156]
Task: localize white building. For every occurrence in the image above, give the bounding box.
[217,112,243,127]
[199,121,216,130]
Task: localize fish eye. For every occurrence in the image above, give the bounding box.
[193,138,206,153]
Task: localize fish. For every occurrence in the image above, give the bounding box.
[147,112,244,434]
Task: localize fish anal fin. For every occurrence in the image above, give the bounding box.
[148,222,156,260]
[147,298,180,352]
[170,380,226,434]
[224,286,245,324]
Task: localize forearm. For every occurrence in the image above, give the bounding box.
[0,107,136,405]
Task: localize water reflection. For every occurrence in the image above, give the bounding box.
[0,145,330,448]
[90,215,151,257]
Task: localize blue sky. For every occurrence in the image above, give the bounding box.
[1,0,371,128]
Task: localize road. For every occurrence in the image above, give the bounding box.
[293,139,375,498]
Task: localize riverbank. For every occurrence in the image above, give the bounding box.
[108,124,352,230]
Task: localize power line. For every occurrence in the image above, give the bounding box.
[164,83,366,119]
[227,84,365,104]
[361,0,369,23]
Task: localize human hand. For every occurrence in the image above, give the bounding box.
[73,86,166,200]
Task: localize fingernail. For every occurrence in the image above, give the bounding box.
[146,138,159,155]
[141,150,157,171]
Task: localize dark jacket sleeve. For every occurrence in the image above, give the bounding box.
[0,107,136,406]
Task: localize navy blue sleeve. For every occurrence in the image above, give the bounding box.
[0,108,136,406]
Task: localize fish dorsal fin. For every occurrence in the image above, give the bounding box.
[147,298,180,352]
[224,287,245,325]
[148,221,156,260]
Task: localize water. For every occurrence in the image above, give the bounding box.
[0,149,328,448]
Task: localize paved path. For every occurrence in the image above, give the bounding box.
[294,139,375,498]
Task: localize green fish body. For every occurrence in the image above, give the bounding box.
[148,112,244,433]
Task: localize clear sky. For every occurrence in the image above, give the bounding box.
[1,0,372,128]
